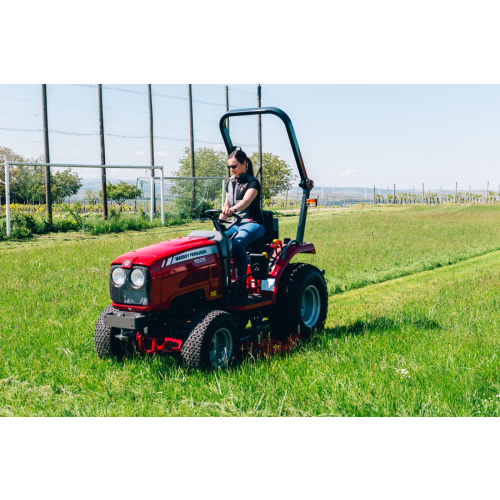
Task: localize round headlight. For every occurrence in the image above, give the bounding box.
[131,268,145,287]
[112,267,126,286]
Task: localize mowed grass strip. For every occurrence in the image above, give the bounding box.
[297,204,500,293]
[1,205,500,416]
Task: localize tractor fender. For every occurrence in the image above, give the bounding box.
[264,243,316,302]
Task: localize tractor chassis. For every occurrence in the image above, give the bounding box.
[106,306,301,357]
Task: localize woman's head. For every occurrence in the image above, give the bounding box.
[228,149,253,177]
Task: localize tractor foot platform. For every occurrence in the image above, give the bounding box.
[226,294,273,311]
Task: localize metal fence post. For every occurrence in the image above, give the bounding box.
[257,84,263,209]
[98,84,108,220]
[148,84,155,214]
[159,167,165,226]
[221,179,226,209]
[188,84,195,212]
[150,173,154,222]
[41,84,52,224]
[5,162,10,237]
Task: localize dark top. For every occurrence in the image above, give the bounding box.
[226,171,263,225]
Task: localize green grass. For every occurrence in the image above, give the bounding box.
[298,204,500,293]
[1,204,500,416]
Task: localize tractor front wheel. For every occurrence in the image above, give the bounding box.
[94,305,127,359]
[274,263,328,340]
[181,309,240,369]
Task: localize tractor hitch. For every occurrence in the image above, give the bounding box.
[136,333,182,354]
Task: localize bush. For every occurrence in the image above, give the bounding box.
[35,217,52,234]
[0,210,190,241]
[53,219,79,232]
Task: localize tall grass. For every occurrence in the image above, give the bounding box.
[291,204,500,293]
[1,205,500,416]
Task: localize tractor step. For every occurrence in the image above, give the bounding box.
[225,294,273,311]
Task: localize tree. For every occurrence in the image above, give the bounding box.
[84,188,100,205]
[101,181,140,205]
[172,147,297,207]
[0,146,28,165]
[51,169,83,203]
[249,152,296,201]
[0,147,44,203]
[174,147,226,203]
[169,147,227,217]
[1,147,84,204]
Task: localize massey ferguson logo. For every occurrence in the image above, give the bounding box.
[122,260,132,268]
[161,246,216,268]
[174,248,208,262]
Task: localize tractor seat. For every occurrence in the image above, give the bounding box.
[247,211,278,253]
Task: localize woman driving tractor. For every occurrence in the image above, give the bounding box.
[219,149,265,296]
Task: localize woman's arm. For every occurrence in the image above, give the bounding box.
[220,193,231,220]
[226,188,258,216]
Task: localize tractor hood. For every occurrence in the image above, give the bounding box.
[111,236,218,274]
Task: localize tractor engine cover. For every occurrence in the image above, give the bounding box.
[109,236,223,313]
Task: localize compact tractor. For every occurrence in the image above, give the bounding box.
[94,107,328,368]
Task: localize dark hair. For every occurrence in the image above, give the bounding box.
[228,149,253,176]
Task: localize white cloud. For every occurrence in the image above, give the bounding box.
[340,169,357,178]
[212,143,225,151]
[154,150,168,158]
[135,150,147,156]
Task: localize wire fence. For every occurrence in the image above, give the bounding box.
[2,84,500,238]
[0,84,259,231]
[0,84,259,166]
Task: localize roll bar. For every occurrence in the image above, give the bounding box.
[219,107,313,192]
[219,107,314,243]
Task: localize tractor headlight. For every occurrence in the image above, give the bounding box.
[110,264,150,306]
[112,267,126,286]
[131,268,145,288]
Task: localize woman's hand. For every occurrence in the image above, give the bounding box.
[222,205,235,217]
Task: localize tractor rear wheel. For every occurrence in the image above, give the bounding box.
[181,309,240,369]
[94,305,126,359]
[274,263,328,340]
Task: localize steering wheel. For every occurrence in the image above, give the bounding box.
[204,209,242,232]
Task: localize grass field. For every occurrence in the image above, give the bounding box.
[1,204,500,416]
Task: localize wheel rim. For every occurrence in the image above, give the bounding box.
[301,284,321,328]
[209,327,233,367]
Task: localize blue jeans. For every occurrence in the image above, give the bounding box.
[225,223,265,279]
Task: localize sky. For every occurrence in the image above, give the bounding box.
[1,84,499,192]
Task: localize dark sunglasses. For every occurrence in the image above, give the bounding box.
[228,164,239,169]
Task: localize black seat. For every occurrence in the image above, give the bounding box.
[247,211,278,253]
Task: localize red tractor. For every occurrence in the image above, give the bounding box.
[94,107,328,368]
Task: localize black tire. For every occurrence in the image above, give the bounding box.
[181,309,240,369]
[273,263,328,340]
[94,305,126,359]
